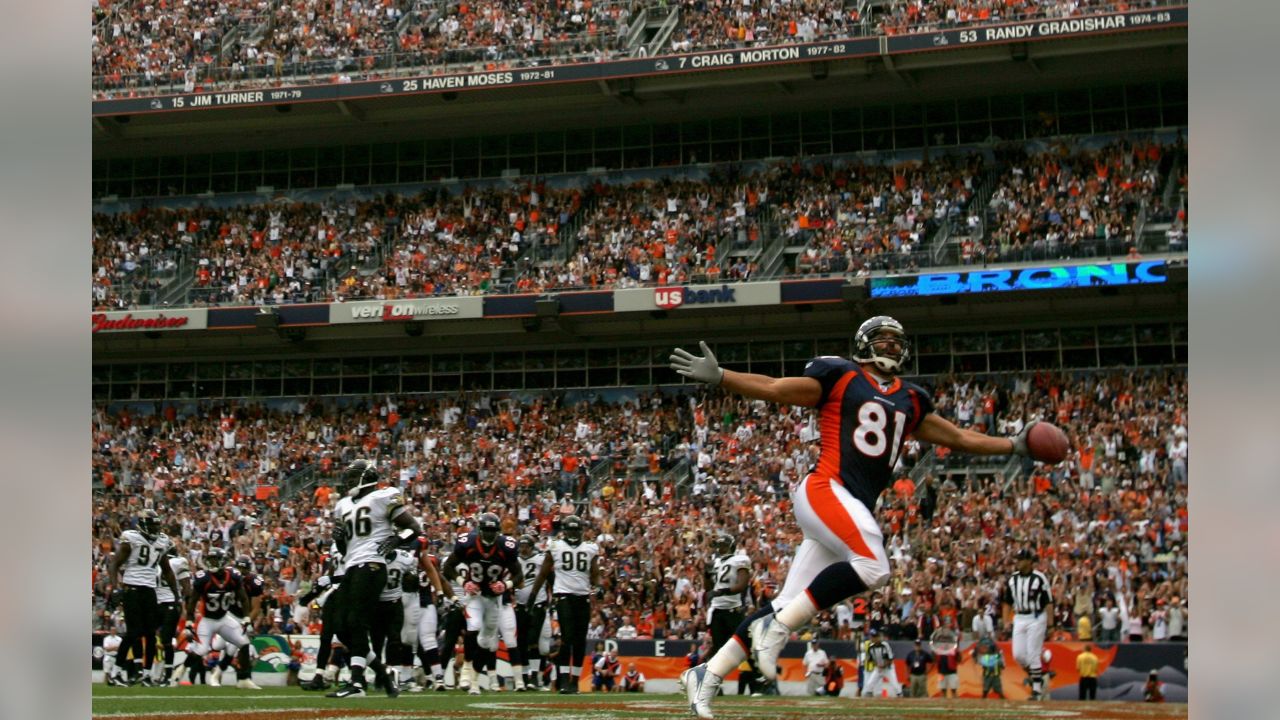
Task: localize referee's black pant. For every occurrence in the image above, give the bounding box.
[1079,676,1097,700]
[554,594,591,684]
[118,585,161,676]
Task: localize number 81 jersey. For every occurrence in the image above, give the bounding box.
[803,357,934,511]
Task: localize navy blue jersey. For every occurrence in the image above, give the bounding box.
[452,532,520,597]
[229,572,264,617]
[803,357,935,511]
[191,568,246,620]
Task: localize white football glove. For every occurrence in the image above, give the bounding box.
[1010,420,1038,457]
[669,341,725,386]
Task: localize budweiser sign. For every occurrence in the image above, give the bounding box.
[91,312,197,333]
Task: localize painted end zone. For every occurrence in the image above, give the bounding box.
[92,688,1189,720]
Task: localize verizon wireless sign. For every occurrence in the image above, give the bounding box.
[329,296,483,324]
[91,309,207,334]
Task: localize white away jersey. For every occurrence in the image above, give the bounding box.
[119,530,174,587]
[548,539,599,596]
[381,549,417,601]
[155,554,191,603]
[515,551,545,605]
[709,553,751,611]
[339,487,407,567]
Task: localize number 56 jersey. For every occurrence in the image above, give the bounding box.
[547,539,599,596]
[803,357,935,511]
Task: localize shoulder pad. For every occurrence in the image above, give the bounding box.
[251,575,264,586]
[121,529,143,542]
[193,570,208,580]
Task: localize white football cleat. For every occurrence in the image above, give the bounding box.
[236,678,262,690]
[208,667,222,687]
[749,613,791,682]
[680,664,717,719]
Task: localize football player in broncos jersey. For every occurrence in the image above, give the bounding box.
[514,534,553,690]
[527,515,600,694]
[150,527,191,686]
[183,548,261,689]
[671,316,1044,718]
[706,531,751,660]
[210,556,266,686]
[440,513,524,695]
[108,509,180,686]
[327,458,424,699]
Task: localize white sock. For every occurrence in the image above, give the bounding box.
[529,658,541,675]
[570,666,582,679]
[775,593,819,632]
[323,664,338,682]
[512,665,525,683]
[706,637,746,680]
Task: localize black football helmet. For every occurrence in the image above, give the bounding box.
[477,513,501,547]
[562,515,585,546]
[137,509,161,539]
[712,531,735,557]
[343,458,380,497]
[852,315,911,374]
[518,534,537,556]
[205,547,228,571]
[234,556,254,574]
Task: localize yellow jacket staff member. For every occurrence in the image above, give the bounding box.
[1076,645,1100,701]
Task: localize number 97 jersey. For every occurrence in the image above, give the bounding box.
[803,357,934,511]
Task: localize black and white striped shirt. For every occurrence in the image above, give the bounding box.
[867,640,894,668]
[1003,570,1052,615]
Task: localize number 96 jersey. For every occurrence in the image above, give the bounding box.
[452,533,519,597]
[548,539,599,596]
[803,357,934,511]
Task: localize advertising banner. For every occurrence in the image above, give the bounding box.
[328,296,483,324]
[869,260,1167,298]
[614,281,781,313]
[91,308,207,333]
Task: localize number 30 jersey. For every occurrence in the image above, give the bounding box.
[548,539,599,596]
[803,357,935,511]
[191,568,246,619]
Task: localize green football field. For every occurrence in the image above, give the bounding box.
[92,685,1188,720]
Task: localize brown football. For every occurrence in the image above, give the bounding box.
[1027,422,1070,464]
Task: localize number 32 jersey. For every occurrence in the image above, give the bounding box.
[803,357,934,511]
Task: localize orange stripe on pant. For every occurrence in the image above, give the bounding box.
[804,474,878,560]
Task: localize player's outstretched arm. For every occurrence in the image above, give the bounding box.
[670,341,822,406]
[914,413,1024,456]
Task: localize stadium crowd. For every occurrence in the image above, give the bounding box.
[92,0,1173,97]
[93,135,1181,310]
[92,365,1188,648]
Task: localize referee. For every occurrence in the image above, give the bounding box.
[1003,548,1052,700]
